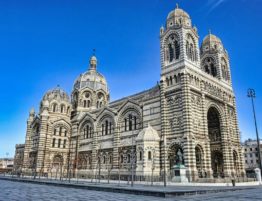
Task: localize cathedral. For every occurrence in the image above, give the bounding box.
[16,5,245,181]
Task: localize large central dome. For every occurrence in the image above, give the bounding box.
[73,56,109,93]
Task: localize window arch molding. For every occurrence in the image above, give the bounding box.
[81,90,92,108]
[97,113,115,136]
[164,31,180,63]
[51,102,59,113]
[221,57,230,81]
[117,105,142,132]
[201,56,218,77]
[185,33,198,62]
[80,119,94,139]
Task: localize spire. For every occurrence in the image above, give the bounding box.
[176,3,179,9]
[89,49,97,71]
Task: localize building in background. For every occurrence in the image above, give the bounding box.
[242,139,262,175]
[16,5,245,181]
[0,158,14,171]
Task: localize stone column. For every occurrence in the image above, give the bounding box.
[112,123,120,170]
[220,108,231,178]
[181,72,197,181]
[159,77,168,181]
[91,122,98,173]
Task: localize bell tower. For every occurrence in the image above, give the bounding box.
[160,4,200,88]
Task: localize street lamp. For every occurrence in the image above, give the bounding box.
[247,88,262,174]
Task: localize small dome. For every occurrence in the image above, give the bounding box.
[201,32,226,54]
[202,33,222,46]
[136,124,160,142]
[42,86,70,103]
[73,56,109,93]
[166,5,192,28]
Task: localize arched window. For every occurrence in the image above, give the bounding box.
[52,103,57,112]
[186,34,196,62]
[83,100,87,108]
[82,123,93,139]
[52,138,56,147]
[103,156,106,164]
[105,120,109,135]
[67,106,70,114]
[87,100,91,108]
[60,105,65,113]
[202,57,217,77]
[167,34,180,62]
[148,151,152,160]
[221,58,229,81]
[207,107,221,142]
[120,155,124,163]
[64,130,67,137]
[54,129,57,136]
[127,154,131,163]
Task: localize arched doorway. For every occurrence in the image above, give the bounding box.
[168,144,184,170]
[207,107,224,178]
[51,155,63,178]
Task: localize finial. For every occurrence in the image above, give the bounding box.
[89,50,97,71]
[176,3,179,9]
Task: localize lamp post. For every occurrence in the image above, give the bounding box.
[247,88,262,174]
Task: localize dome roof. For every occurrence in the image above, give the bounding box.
[42,86,70,103]
[167,8,190,19]
[202,33,222,46]
[136,124,160,142]
[73,56,109,93]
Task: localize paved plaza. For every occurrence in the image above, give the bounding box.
[0,179,262,201]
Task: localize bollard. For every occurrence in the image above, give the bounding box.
[255,168,261,185]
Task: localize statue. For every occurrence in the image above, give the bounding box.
[176,149,183,165]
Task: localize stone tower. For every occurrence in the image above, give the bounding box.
[159,5,245,181]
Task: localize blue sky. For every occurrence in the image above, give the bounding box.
[0,0,261,158]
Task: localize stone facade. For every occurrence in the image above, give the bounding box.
[19,6,245,181]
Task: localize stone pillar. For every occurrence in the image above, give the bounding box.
[91,122,98,173]
[159,77,168,181]
[112,124,120,170]
[181,72,197,181]
[220,110,231,178]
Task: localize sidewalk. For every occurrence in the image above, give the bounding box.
[0,175,259,198]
